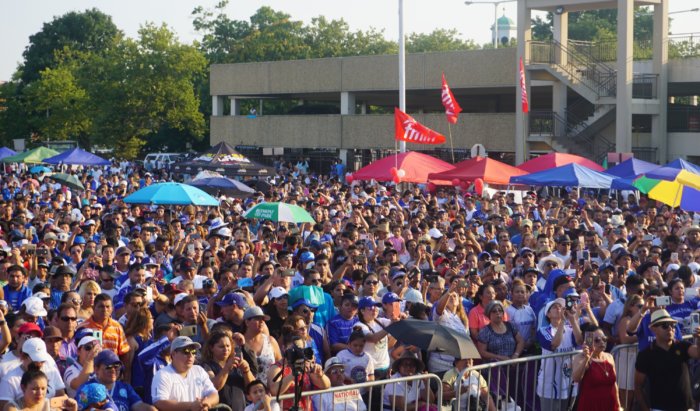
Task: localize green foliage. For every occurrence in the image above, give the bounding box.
[407,29,479,53]
[21,8,120,84]
[531,7,656,42]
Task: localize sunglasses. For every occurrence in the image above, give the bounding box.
[61,316,77,322]
[101,277,114,283]
[655,323,674,330]
[104,364,121,371]
[82,343,96,351]
[308,279,321,285]
[365,280,379,286]
[178,348,197,356]
[328,368,345,375]
[593,337,607,343]
[301,308,317,315]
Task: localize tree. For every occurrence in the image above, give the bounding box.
[407,29,479,53]
[20,9,119,84]
[531,7,656,42]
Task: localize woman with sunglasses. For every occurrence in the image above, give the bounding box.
[571,326,620,411]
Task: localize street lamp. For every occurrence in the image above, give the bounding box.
[669,8,699,15]
[465,0,516,49]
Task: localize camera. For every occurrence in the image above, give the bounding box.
[285,337,314,375]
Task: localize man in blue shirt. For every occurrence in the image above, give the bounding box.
[88,350,154,411]
[3,265,32,311]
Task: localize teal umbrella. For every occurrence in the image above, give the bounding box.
[124,182,219,206]
[51,173,85,191]
[244,202,315,223]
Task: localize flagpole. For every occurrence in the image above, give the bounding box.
[398,0,406,153]
[448,123,455,163]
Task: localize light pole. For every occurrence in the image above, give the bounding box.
[398,0,406,153]
[669,8,699,15]
[464,0,516,49]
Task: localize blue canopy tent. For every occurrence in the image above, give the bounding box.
[0,147,16,160]
[43,148,110,166]
[605,158,658,179]
[510,163,619,189]
[644,158,700,181]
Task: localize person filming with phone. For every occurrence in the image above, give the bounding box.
[571,326,621,410]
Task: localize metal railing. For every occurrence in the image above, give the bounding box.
[529,40,617,98]
[276,372,444,411]
[568,33,700,61]
[668,106,700,132]
[454,350,581,411]
[633,74,658,99]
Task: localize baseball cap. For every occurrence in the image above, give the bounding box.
[22,338,52,362]
[243,306,271,321]
[391,271,406,281]
[116,246,131,256]
[268,287,288,300]
[94,349,122,367]
[18,322,43,337]
[170,336,201,353]
[216,293,248,309]
[382,292,402,304]
[179,257,195,271]
[290,298,318,311]
[544,298,566,314]
[22,297,48,317]
[42,326,62,341]
[299,251,315,263]
[75,383,109,411]
[358,297,381,310]
[173,293,190,306]
[324,357,344,373]
[78,336,99,348]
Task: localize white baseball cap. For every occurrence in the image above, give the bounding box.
[22,297,48,317]
[22,338,52,363]
[268,287,288,300]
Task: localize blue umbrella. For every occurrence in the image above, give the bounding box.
[124,182,219,206]
[29,165,51,174]
[188,177,255,198]
[510,163,617,189]
[605,158,658,179]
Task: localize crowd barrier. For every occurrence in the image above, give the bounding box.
[276,372,444,411]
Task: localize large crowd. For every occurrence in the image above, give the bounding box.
[0,157,698,411]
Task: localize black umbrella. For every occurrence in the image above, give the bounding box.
[385,319,481,359]
[187,177,255,198]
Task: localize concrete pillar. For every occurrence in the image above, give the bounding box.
[553,12,568,66]
[212,96,224,117]
[652,0,669,163]
[616,0,634,154]
[229,98,241,116]
[515,1,531,164]
[341,92,356,115]
[360,102,367,114]
[553,83,567,137]
[339,149,348,167]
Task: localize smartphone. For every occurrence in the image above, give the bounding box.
[180,325,197,337]
[187,244,195,255]
[655,296,671,307]
[691,312,700,330]
[671,252,679,262]
[495,264,506,272]
[565,295,577,311]
[93,330,103,344]
[25,244,36,255]
[580,291,590,306]
[643,234,654,242]
[584,331,594,347]
[254,241,262,254]
[191,234,201,240]
[237,278,254,288]
[146,287,153,301]
[582,250,590,261]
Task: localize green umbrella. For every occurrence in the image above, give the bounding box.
[51,173,85,191]
[1,147,59,164]
[243,202,315,223]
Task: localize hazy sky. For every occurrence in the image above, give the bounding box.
[2,0,699,80]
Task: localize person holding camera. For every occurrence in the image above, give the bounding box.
[267,333,330,411]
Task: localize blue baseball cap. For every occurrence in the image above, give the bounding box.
[216,293,248,308]
[76,383,109,411]
[358,297,380,310]
[299,251,315,263]
[382,292,402,304]
[94,349,121,367]
[291,298,318,311]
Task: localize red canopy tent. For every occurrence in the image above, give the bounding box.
[428,156,527,185]
[348,152,454,184]
[518,153,604,173]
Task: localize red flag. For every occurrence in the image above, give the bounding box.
[394,108,446,145]
[519,57,529,113]
[441,73,462,124]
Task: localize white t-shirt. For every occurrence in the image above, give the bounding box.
[383,372,425,407]
[356,318,391,370]
[0,351,20,380]
[151,364,217,403]
[171,275,208,290]
[243,400,281,411]
[313,389,367,411]
[336,349,375,386]
[0,363,65,402]
[63,363,83,397]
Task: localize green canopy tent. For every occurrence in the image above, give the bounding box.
[1,147,59,164]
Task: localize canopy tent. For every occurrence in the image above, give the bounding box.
[348,152,453,184]
[0,147,16,160]
[43,148,110,166]
[1,147,59,164]
[517,152,605,173]
[427,156,527,185]
[605,158,658,179]
[644,158,700,181]
[509,163,617,189]
[173,142,274,177]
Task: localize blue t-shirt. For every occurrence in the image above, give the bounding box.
[3,285,32,312]
[327,314,359,346]
[636,312,684,352]
[107,380,142,411]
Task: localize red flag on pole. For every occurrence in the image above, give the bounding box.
[441,73,462,124]
[394,108,446,145]
[519,57,529,113]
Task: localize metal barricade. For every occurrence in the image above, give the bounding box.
[610,342,638,411]
[276,373,444,411]
[454,350,581,411]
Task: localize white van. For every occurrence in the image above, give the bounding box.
[143,153,182,171]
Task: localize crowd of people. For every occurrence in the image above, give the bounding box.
[0,157,699,411]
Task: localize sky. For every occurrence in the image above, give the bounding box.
[2,0,699,81]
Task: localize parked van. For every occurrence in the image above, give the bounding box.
[143,153,183,171]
